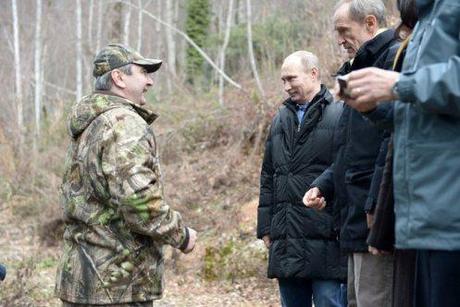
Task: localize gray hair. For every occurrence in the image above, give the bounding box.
[290,50,322,80]
[94,64,133,91]
[335,0,387,26]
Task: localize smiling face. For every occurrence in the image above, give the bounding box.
[111,64,153,105]
[118,64,154,105]
[334,2,375,59]
[281,56,319,104]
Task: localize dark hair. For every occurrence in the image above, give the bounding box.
[397,0,418,30]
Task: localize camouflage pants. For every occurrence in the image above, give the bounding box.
[62,301,153,307]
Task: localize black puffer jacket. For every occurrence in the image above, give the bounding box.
[257,86,346,280]
[312,29,399,253]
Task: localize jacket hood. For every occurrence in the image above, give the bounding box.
[68,92,158,139]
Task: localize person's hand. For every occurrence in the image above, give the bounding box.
[331,80,341,101]
[303,187,326,210]
[343,68,400,112]
[368,245,391,256]
[366,213,374,228]
[262,235,271,249]
[182,228,197,254]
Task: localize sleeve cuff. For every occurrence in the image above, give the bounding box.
[396,73,416,103]
[178,227,190,251]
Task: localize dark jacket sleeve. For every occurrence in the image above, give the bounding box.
[311,165,335,202]
[363,103,393,213]
[257,124,275,239]
[398,56,460,118]
[367,137,395,251]
[364,135,389,213]
[363,41,400,212]
[363,102,394,130]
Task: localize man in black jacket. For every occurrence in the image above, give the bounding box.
[304,0,398,306]
[257,51,346,307]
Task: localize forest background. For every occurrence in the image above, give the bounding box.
[0,0,397,305]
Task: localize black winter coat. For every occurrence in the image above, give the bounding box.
[312,29,399,253]
[257,86,346,280]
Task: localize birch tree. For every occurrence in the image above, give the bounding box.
[34,0,43,138]
[218,0,234,106]
[155,0,163,56]
[11,0,23,148]
[88,0,94,46]
[165,0,176,78]
[123,0,131,46]
[165,0,176,92]
[96,0,103,52]
[76,0,83,101]
[136,0,143,51]
[246,0,264,99]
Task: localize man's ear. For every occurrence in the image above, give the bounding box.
[111,69,126,88]
[311,67,319,80]
[364,15,378,34]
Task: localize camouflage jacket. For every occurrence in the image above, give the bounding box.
[55,93,188,304]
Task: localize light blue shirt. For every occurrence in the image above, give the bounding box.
[296,103,309,125]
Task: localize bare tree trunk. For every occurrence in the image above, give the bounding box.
[174,0,184,79]
[216,1,224,37]
[246,0,264,99]
[111,2,123,42]
[88,0,94,46]
[121,0,242,90]
[76,0,83,101]
[165,0,176,93]
[34,0,43,139]
[165,0,176,77]
[85,0,95,93]
[136,0,143,51]
[123,0,131,46]
[154,0,164,93]
[96,0,103,52]
[211,1,224,83]
[234,0,240,24]
[12,0,24,150]
[246,0,267,159]
[218,0,234,106]
[155,0,163,56]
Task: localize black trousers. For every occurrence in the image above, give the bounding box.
[414,249,460,307]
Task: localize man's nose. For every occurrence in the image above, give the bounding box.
[336,34,345,46]
[146,74,154,86]
[284,82,291,92]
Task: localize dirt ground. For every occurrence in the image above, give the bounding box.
[0,196,280,307]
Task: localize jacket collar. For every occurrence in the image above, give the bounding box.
[283,84,331,112]
[355,28,396,60]
[93,91,158,124]
[416,0,435,16]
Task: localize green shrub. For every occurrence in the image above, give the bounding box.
[202,236,267,282]
[185,0,211,84]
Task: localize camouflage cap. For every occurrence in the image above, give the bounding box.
[93,44,162,77]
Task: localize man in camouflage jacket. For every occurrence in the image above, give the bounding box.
[55,44,197,306]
